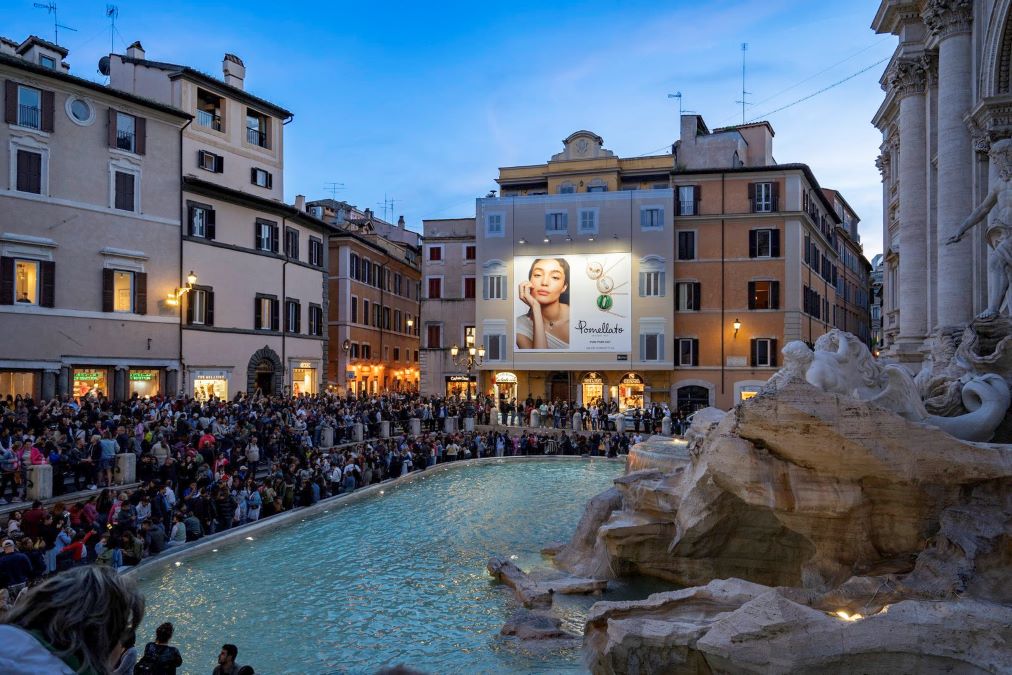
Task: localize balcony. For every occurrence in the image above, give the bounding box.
[749,197,778,213]
[17,104,40,130]
[678,200,696,216]
[196,109,222,131]
[246,126,267,148]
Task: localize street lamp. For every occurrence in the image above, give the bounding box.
[166,270,198,306]
[450,339,485,417]
[732,317,741,338]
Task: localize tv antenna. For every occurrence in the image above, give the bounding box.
[667,91,694,118]
[34,2,76,45]
[323,182,345,200]
[735,43,751,124]
[378,194,399,222]
[106,5,119,55]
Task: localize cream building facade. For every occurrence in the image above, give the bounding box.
[108,43,330,398]
[0,36,190,400]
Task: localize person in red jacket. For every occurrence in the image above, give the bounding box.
[19,501,45,539]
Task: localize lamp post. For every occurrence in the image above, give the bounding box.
[449,334,484,418]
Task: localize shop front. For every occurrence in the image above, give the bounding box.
[0,370,38,399]
[291,361,319,396]
[617,372,645,411]
[492,371,518,404]
[72,368,109,399]
[128,369,161,398]
[445,374,477,398]
[190,369,229,400]
[580,372,605,406]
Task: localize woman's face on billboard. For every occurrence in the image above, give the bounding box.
[529,258,568,305]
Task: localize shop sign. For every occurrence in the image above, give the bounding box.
[494,372,518,383]
[448,375,473,382]
[620,373,644,385]
[582,372,604,384]
[193,373,227,381]
[129,372,154,381]
[298,361,313,368]
[346,371,356,380]
[616,354,628,361]
[73,372,102,381]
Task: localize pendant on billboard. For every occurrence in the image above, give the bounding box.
[596,276,615,293]
[597,294,613,310]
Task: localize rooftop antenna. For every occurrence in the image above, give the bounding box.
[735,43,751,124]
[324,182,345,200]
[34,2,76,45]
[106,5,118,55]
[378,194,399,222]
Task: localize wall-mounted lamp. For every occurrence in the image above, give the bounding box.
[732,317,741,338]
[342,339,351,352]
[165,270,198,306]
[406,318,414,329]
[518,238,527,245]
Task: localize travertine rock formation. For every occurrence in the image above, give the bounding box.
[563,366,1012,673]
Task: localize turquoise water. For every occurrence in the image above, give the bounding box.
[133,459,657,674]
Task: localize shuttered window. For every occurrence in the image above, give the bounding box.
[114,171,136,211]
[750,338,778,367]
[675,282,701,311]
[483,274,505,300]
[747,280,780,310]
[640,333,664,361]
[676,338,699,366]
[15,149,42,194]
[484,334,505,361]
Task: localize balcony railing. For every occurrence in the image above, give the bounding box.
[246,126,267,148]
[750,197,778,213]
[116,130,136,152]
[678,200,696,216]
[197,109,222,131]
[17,104,40,129]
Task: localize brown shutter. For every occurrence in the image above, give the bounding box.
[134,272,147,314]
[266,171,273,189]
[27,152,41,194]
[692,282,701,310]
[770,229,781,257]
[40,89,54,132]
[40,261,55,307]
[693,185,701,213]
[102,268,114,312]
[295,303,301,333]
[215,154,224,173]
[186,205,195,236]
[135,116,146,155]
[750,339,758,368]
[4,81,17,124]
[771,181,780,210]
[206,208,216,240]
[270,299,279,331]
[250,167,257,185]
[747,182,756,208]
[770,339,779,367]
[107,108,118,148]
[254,297,262,329]
[205,290,214,326]
[270,224,279,253]
[771,281,780,310]
[0,257,14,304]
[692,338,699,367]
[748,230,758,258]
[748,281,756,310]
[185,291,194,324]
[15,150,30,192]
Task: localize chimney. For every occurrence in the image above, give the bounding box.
[126,41,145,59]
[397,215,405,229]
[294,195,306,211]
[223,53,245,89]
[364,208,373,219]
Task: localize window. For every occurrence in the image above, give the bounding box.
[750,338,778,367]
[256,220,278,253]
[187,203,215,239]
[426,324,442,349]
[463,276,476,299]
[748,280,780,310]
[198,150,223,173]
[112,270,133,312]
[350,296,358,324]
[750,182,775,213]
[196,89,224,131]
[587,180,607,192]
[464,325,476,347]
[428,246,442,262]
[677,185,698,216]
[307,305,323,338]
[115,112,137,152]
[677,231,695,260]
[578,208,598,234]
[394,273,403,295]
[67,97,93,124]
[187,288,213,326]
[427,277,442,299]
[676,338,699,366]
[350,343,360,359]
[39,55,55,69]
[393,347,400,362]
[486,213,504,236]
[363,299,369,325]
[383,306,391,330]
[284,228,299,259]
[285,299,301,333]
[545,211,568,234]
[559,182,576,194]
[374,304,381,327]
[640,206,664,230]
[484,334,505,361]
[675,282,701,311]
[361,344,371,359]
[255,295,279,331]
[246,108,269,148]
[309,237,324,267]
[640,333,664,361]
[804,286,822,318]
[13,259,39,304]
[748,228,779,258]
[465,245,476,260]
[15,149,42,194]
[16,84,41,129]
[483,273,505,300]
[250,168,273,188]
[114,171,136,211]
[639,270,665,297]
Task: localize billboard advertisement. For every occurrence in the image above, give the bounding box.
[513,253,631,352]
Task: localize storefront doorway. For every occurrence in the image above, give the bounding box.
[581,372,604,406]
[676,385,710,415]
[493,372,517,404]
[0,371,36,399]
[247,347,282,396]
[618,373,644,411]
[128,369,160,398]
[192,371,228,400]
[446,375,476,398]
[548,372,569,402]
[292,366,318,395]
[72,368,109,399]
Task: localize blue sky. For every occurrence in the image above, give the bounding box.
[6,0,889,256]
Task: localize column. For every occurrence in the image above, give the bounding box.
[926,0,974,327]
[889,58,929,347]
[113,366,127,401]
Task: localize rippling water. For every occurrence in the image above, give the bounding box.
[134,459,663,674]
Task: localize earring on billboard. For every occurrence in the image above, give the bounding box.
[586,261,604,280]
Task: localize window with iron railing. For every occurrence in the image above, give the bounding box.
[197,109,222,131]
[197,89,224,131]
[246,108,269,148]
[750,182,776,213]
[16,85,41,129]
[116,112,136,152]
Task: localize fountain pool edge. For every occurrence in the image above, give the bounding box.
[122,455,626,579]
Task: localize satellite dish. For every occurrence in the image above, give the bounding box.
[98,56,110,75]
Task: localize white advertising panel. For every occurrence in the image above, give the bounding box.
[513,253,631,352]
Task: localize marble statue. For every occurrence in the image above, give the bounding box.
[780,329,1010,442]
[947,138,1012,320]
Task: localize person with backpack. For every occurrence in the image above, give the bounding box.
[135,621,183,674]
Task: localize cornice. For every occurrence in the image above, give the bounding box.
[966,94,1012,153]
